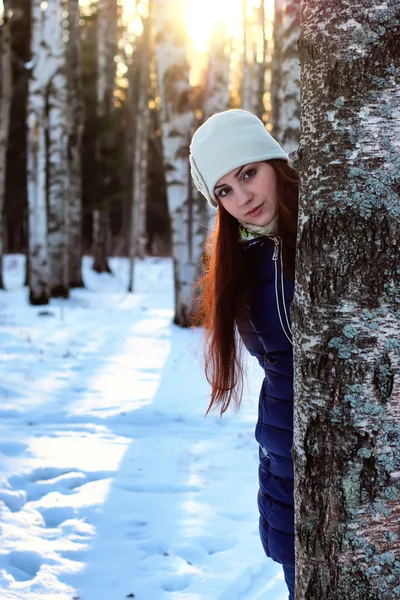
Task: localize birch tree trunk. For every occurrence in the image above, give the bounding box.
[241,0,253,113]
[27,0,52,305]
[279,0,300,151]
[202,25,230,233]
[92,0,117,273]
[255,0,267,121]
[128,11,150,292]
[155,0,207,327]
[203,26,230,120]
[67,0,85,288]
[270,0,283,138]
[47,0,69,298]
[0,0,12,290]
[293,1,400,598]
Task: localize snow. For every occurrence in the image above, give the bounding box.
[0,255,287,600]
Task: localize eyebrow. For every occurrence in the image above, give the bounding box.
[214,165,246,190]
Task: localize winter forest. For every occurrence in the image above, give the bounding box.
[0,0,399,598]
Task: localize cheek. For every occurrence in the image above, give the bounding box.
[219,197,234,216]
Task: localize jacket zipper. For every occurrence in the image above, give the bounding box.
[272,237,293,345]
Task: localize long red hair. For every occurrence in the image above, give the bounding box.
[194,160,299,415]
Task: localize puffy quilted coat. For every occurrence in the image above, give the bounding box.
[237,234,295,568]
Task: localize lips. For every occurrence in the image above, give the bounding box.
[246,204,263,217]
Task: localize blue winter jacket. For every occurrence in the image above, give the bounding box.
[237,234,295,568]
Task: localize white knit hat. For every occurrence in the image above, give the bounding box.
[189,109,288,208]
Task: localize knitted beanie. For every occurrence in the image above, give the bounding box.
[189,109,288,208]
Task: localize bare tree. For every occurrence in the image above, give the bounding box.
[203,25,230,120]
[67,0,85,288]
[293,1,400,598]
[241,0,267,118]
[128,3,151,292]
[0,0,12,290]
[279,0,300,150]
[92,0,117,273]
[27,0,53,305]
[270,0,283,137]
[155,0,207,326]
[47,0,69,298]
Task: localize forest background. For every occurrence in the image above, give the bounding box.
[0,0,300,324]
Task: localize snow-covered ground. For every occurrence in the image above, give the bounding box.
[0,255,287,600]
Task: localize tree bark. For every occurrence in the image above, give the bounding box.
[203,25,230,120]
[271,0,283,138]
[92,209,112,273]
[279,0,300,150]
[293,1,400,598]
[47,0,70,298]
[27,0,52,305]
[202,24,230,232]
[128,11,150,292]
[92,0,117,273]
[155,0,207,327]
[0,0,12,290]
[67,0,85,288]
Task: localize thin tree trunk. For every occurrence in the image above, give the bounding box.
[293,1,400,598]
[128,6,150,292]
[67,0,85,288]
[47,0,69,298]
[202,24,230,233]
[279,0,300,150]
[271,0,283,139]
[155,0,207,327]
[0,0,12,290]
[255,0,267,121]
[27,0,52,305]
[92,0,117,273]
[92,209,112,273]
[203,25,230,119]
[241,0,253,112]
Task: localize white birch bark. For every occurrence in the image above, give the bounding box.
[241,0,253,113]
[27,0,52,304]
[47,0,69,297]
[203,26,230,120]
[270,0,283,138]
[155,0,207,327]
[92,0,117,273]
[293,1,400,597]
[279,0,300,151]
[202,25,230,233]
[0,0,12,290]
[67,0,85,288]
[242,1,268,118]
[254,0,267,121]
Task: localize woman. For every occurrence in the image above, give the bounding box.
[189,109,299,600]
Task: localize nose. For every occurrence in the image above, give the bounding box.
[236,186,252,206]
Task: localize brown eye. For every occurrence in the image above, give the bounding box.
[243,168,256,180]
[219,187,231,198]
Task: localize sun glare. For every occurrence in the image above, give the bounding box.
[186,0,242,53]
[186,0,268,53]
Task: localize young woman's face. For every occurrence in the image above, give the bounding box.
[214,161,278,225]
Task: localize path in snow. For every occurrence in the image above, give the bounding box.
[0,255,287,600]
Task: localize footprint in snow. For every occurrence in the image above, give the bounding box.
[161,574,191,592]
[37,505,77,528]
[2,550,48,582]
[198,536,238,555]
[2,467,113,512]
[0,441,27,457]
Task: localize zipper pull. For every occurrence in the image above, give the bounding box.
[273,237,279,261]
